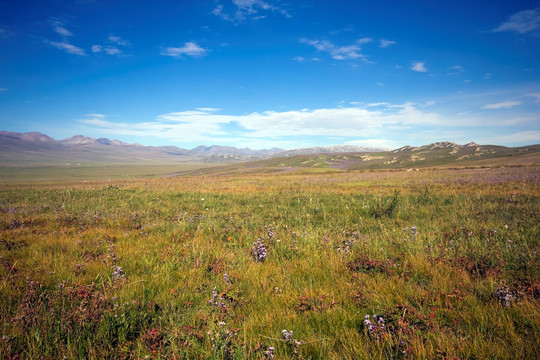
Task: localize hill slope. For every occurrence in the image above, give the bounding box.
[177,142,540,176]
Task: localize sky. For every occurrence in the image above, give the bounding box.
[0,0,539,150]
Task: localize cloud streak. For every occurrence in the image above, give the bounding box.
[380,39,396,48]
[493,8,540,34]
[92,34,130,56]
[213,0,291,23]
[53,22,73,37]
[161,42,207,57]
[482,101,522,109]
[48,41,86,55]
[300,38,370,60]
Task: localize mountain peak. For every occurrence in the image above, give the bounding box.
[0,131,56,143]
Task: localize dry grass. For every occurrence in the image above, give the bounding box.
[0,167,538,359]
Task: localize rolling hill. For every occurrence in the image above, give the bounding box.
[175,141,540,176]
[1,132,538,179]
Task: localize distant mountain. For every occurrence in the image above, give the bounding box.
[0,131,285,165]
[0,131,57,143]
[1,132,538,170]
[276,145,388,157]
[190,145,284,157]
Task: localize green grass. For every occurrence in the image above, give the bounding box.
[0,167,538,359]
[0,163,220,183]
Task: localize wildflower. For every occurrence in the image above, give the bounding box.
[208,287,226,309]
[364,314,385,333]
[111,266,125,281]
[282,329,293,342]
[252,238,268,262]
[223,273,232,286]
[265,225,275,239]
[265,346,275,359]
[495,286,518,307]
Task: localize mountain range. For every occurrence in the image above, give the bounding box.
[0,131,386,165]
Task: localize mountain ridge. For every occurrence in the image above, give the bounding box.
[1,131,538,170]
[0,131,387,165]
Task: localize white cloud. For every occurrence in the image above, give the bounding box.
[48,41,86,55]
[300,38,366,60]
[213,0,290,23]
[357,37,373,44]
[108,35,130,46]
[91,34,129,56]
[104,47,121,55]
[84,113,106,118]
[411,61,427,72]
[53,22,73,37]
[161,42,207,57]
[493,8,540,34]
[380,39,396,48]
[484,73,492,79]
[293,56,305,62]
[196,108,221,112]
[79,103,449,148]
[0,88,7,92]
[482,101,522,109]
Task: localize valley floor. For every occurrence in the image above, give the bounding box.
[0,167,538,359]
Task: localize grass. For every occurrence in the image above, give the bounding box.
[0,163,220,184]
[0,166,538,359]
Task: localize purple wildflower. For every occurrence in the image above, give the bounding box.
[252,238,267,262]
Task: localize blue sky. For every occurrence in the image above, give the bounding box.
[0,0,539,149]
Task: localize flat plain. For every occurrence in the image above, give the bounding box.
[0,165,538,359]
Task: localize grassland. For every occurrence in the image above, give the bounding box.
[0,163,220,184]
[0,166,539,359]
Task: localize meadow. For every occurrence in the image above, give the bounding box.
[0,166,538,359]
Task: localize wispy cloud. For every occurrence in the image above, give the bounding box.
[161,42,208,57]
[84,113,106,118]
[92,34,130,56]
[108,35,130,46]
[52,21,73,37]
[380,39,396,48]
[213,0,291,23]
[48,41,86,56]
[293,56,305,62]
[79,103,449,147]
[448,65,464,75]
[0,88,7,92]
[482,100,522,109]
[300,38,370,60]
[493,7,540,34]
[411,61,427,72]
